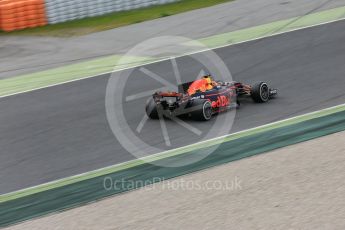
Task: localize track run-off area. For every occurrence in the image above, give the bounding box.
[0,18,344,196]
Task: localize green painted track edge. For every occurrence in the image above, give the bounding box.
[1,103,345,203]
[1,106,345,227]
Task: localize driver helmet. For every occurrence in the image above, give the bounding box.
[203,72,212,78]
[203,73,214,90]
[203,72,213,83]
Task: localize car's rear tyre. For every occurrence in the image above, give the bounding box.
[146,98,159,119]
[251,82,269,103]
[190,99,212,121]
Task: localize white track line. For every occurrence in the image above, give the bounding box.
[0,17,344,100]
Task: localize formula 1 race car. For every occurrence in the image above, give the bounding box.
[146,79,277,121]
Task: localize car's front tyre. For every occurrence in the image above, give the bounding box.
[251,82,270,103]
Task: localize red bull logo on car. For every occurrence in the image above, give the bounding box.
[211,95,230,108]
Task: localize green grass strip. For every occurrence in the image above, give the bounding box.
[0,55,154,97]
[0,0,233,37]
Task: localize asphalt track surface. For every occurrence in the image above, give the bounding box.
[1,20,345,194]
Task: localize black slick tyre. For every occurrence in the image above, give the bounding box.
[190,99,212,121]
[251,82,270,103]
